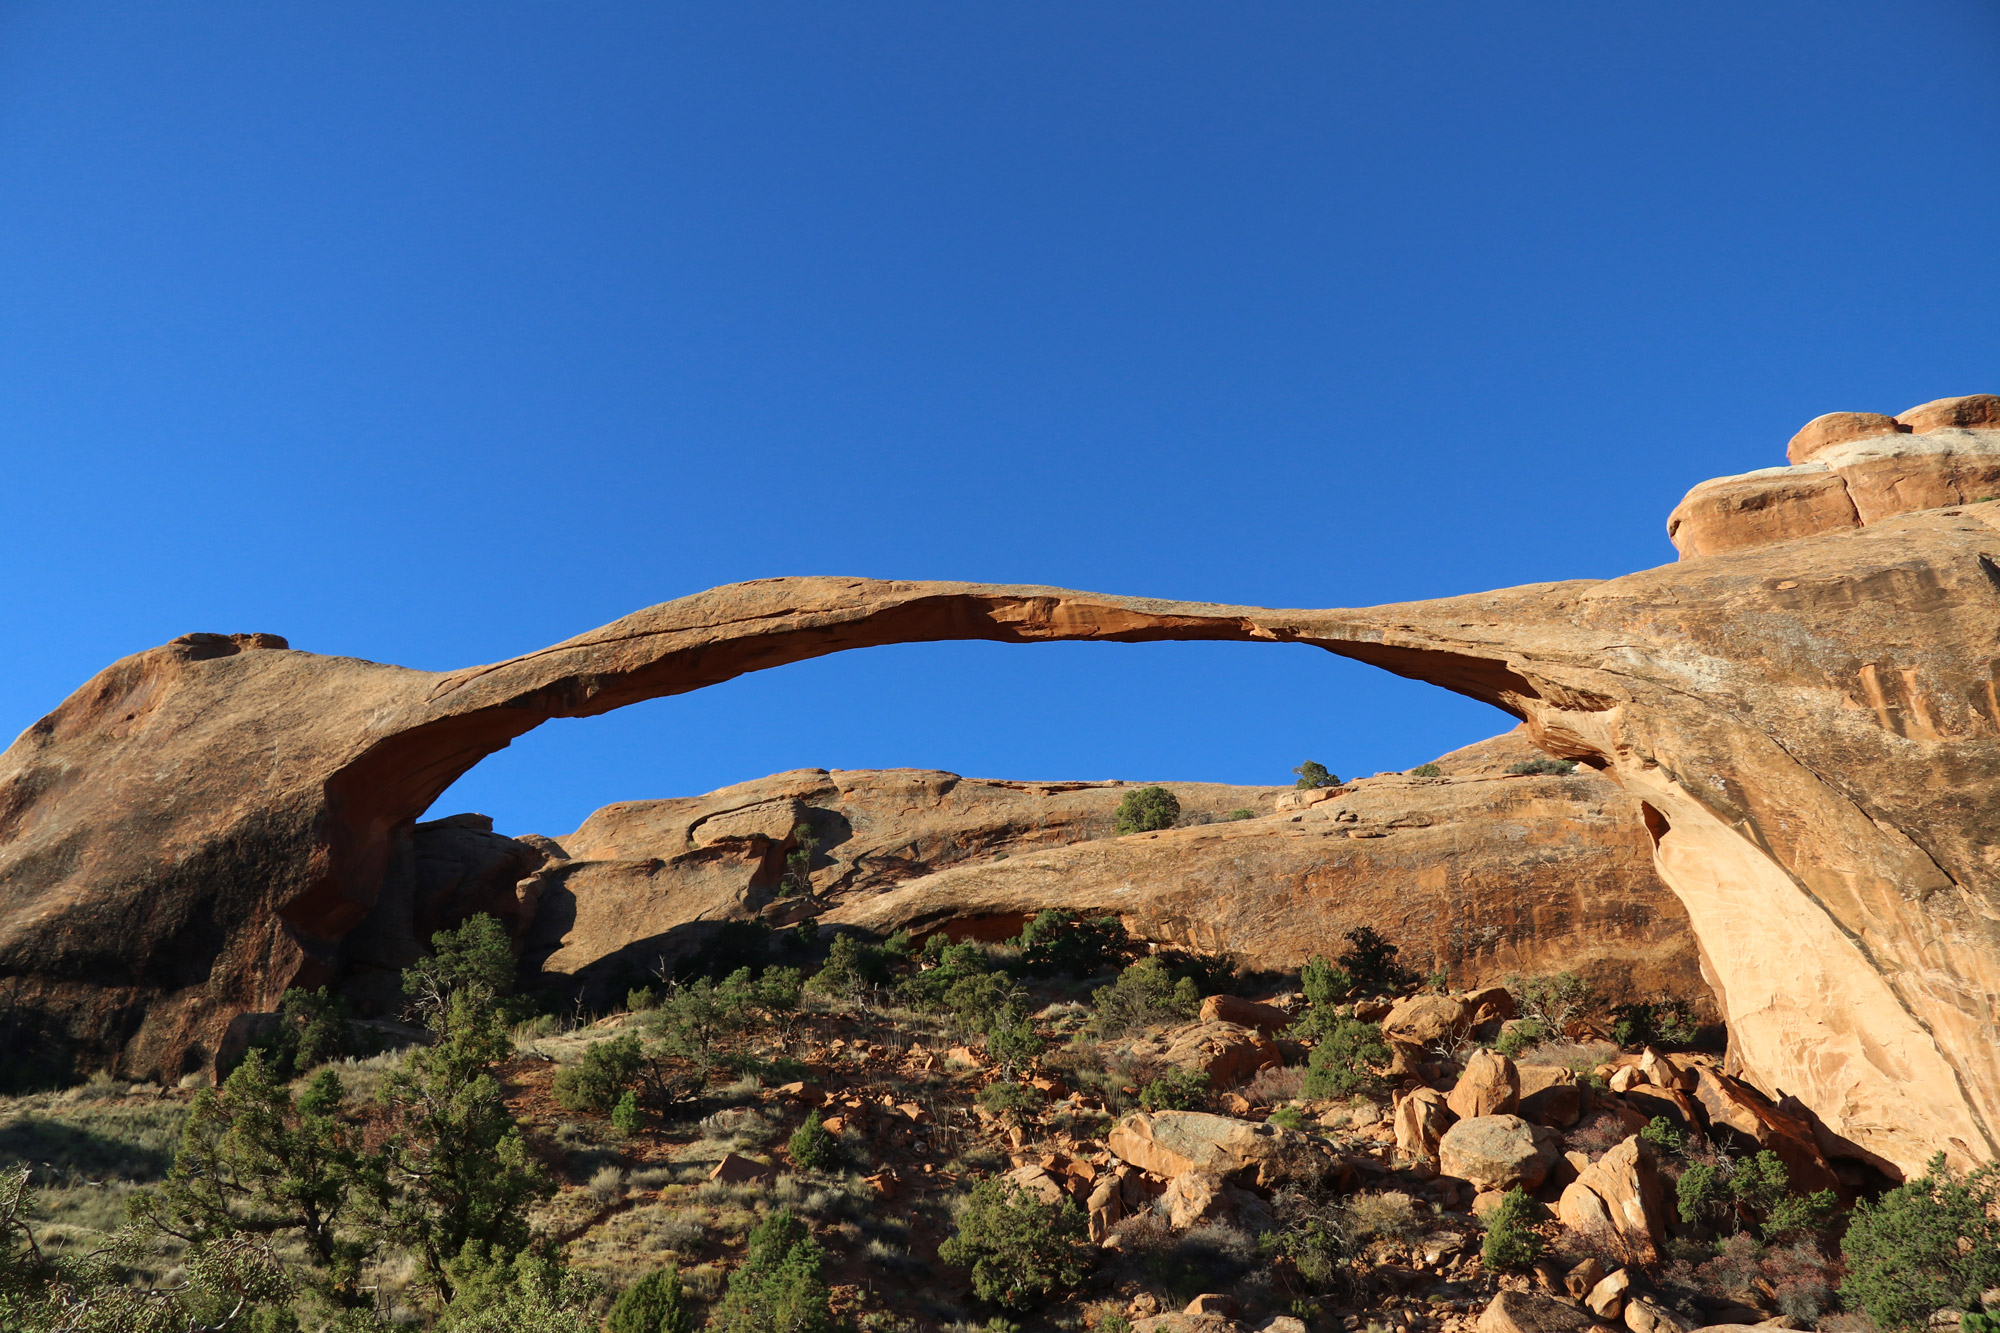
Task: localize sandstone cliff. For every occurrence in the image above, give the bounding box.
[4,424,2000,1172]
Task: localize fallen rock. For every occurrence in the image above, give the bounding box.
[1624,1298,1691,1333]
[1587,1268,1632,1319]
[1519,1066,1584,1128]
[1566,1257,1606,1300]
[1200,993,1292,1034]
[1382,994,1472,1059]
[1449,1048,1522,1118]
[1558,1137,1667,1267]
[1107,1110,1343,1189]
[1004,1163,1068,1206]
[1186,1295,1241,1319]
[709,1153,778,1185]
[1086,1173,1125,1242]
[1156,1021,1283,1089]
[1132,1316,1241,1333]
[1439,1114,1558,1192]
[1689,1068,1840,1196]
[1395,1086,1457,1161]
[1478,1290,1614,1333]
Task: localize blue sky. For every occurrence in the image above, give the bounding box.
[3,4,1996,835]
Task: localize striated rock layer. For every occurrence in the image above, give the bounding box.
[3,494,2000,1172]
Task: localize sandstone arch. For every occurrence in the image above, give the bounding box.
[5,507,2000,1175]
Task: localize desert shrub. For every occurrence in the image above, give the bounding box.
[1508,971,1594,1035]
[1336,927,1416,994]
[1157,948,1238,997]
[1481,1188,1543,1270]
[553,1034,644,1113]
[1225,808,1255,821]
[1611,999,1700,1047]
[938,1179,1091,1312]
[780,824,820,897]
[611,1091,643,1136]
[977,1081,1043,1125]
[1139,1067,1210,1112]
[1639,1115,1685,1157]
[1505,757,1576,776]
[1014,912,1136,978]
[1408,762,1442,777]
[1494,1020,1546,1058]
[1089,958,1197,1038]
[1293,761,1339,789]
[607,1264,696,1333]
[1113,787,1181,834]
[1299,1019,1390,1099]
[708,1208,835,1333]
[1267,1106,1308,1131]
[626,986,658,1012]
[985,1015,1045,1078]
[1697,1234,1838,1326]
[251,986,362,1079]
[806,933,890,1000]
[1245,1065,1305,1104]
[787,1110,837,1172]
[1841,1154,2000,1330]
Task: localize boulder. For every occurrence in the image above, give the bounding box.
[1156,1021,1283,1089]
[1449,1049,1521,1118]
[1565,1257,1606,1300]
[1186,1295,1240,1319]
[1395,1086,1457,1161]
[1786,411,1908,464]
[1382,994,1472,1056]
[1519,1066,1584,1128]
[1132,1316,1241,1333]
[1586,1268,1632,1319]
[1200,994,1292,1034]
[709,1153,778,1185]
[1898,393,2000,433]
[1086,1173,1125,1242]
[1558,1137,1667,1267]
[1623,1299,1691,1333]
[1478,1290,1614,1333]
[1004,1163,1067,1206]
[1637,1048,1692,1091]
[1107,1111,1343,1190]
[1160,1171,1272,1231]
[1438,1114,1558,1192]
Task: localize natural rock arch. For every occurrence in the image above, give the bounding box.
[5,508,2000,1176]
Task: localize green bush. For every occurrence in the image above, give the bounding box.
[1508,970,1594,1035]
[788,1110,837,1172]
[610,1091,643,1136]
[1266,1106,1308,1132]
[1611,999,1700,1047]
[1089,958,1198,1038]
[252,985,361,1079]
[552,1034,644,1113]
[1408,762,1442,777]
[1293,761,1339,789]
[937,1179,1091,1311]
[1842,1155,2000,1330]
[1113,787,1181,834]
[1638,1115,1684,1157]
[404,913,520,1018]
[978,1080,1043,1124]
[1505,757,1576,776]
[1225,808,1255,821]
[1299,1019,1390,1099]
[1336,926,1415,994]
[781,823,820,897]
[1138,1067,1210,1112]
[1300,954,1353,1009]
[625,986,658,1012]
[1481,1189,1543,1270]
[606,1264,695,1333]
[709,1209,835,1333]
[805,932,889,999]
[1494,1019,1546,1059]
[1014,912,1136,977]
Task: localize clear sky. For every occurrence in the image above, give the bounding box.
[3,4,1996,836]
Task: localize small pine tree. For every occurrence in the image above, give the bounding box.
[1138,1067,1210,1112]
[1842,1154,2000,1330]
[606,1265,695,1333]
[1481,1189,1543,1270]
[788,1110,837,1172]
[1299,1018,1391,1099]
[1300,954,1352,1007]
[709,1209,835,1333]
[610,1091,643,1136]
[1113,786,1180,834]
[937,1179,1091,1311]
[1337,926,1416,993]
[403,913,520,1019]
[552,1034,643,1113]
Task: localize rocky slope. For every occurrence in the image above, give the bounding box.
[3,398,1998,1174]
[500,729,1704,1017]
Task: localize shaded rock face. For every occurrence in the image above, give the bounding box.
[3,457,2000,1171]
[530,729,1702,1010]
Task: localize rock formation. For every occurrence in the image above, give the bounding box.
[1668,394,2000,559]
[5,404,2000,1172]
